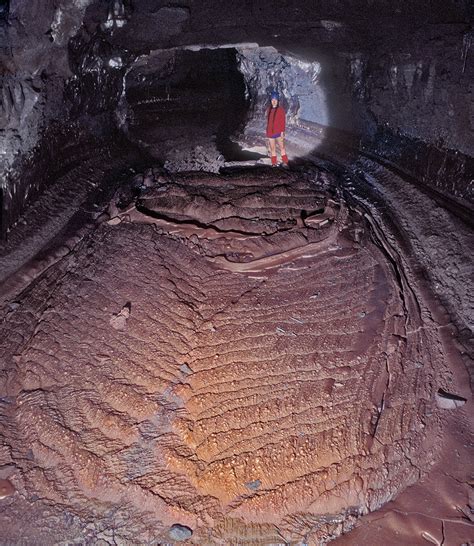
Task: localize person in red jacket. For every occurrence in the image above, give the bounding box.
[266,91,289,167]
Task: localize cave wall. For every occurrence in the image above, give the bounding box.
[0,0,96,236]
[348,24,474,203]
[0,0,135,237]
[349,26,474,155]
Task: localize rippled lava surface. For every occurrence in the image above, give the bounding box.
[0,168,448,544]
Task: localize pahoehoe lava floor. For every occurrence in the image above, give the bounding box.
[1,165,470,545]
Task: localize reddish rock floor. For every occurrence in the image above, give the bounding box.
[0,168,471,544]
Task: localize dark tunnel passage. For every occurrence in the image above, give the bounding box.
[125,48,250,161]
[0,1,473,545]
[0,0,8,22]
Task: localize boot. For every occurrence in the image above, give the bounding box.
[271,155,277,167]
[282,154,289,165]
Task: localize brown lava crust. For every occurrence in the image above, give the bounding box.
[0,168,450,544]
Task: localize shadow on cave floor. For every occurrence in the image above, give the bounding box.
[216,136,265,162]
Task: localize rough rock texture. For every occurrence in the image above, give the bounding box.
[361,126,474,204]
[0,0,96,166]
[0,1,125,235]
[236,46,328,129]
[350,27,474,156]
[0,1,472,544]
[0,168,464,544]
[0,132,145,295]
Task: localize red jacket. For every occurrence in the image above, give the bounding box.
[266,106,286,137]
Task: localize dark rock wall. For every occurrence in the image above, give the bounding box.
[348,24,474,204]
[67,29,128,119]
[0,0,95,236]
[361,128,474,205]
[352,28,473,155]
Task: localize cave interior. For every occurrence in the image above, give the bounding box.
[0,1,473,545]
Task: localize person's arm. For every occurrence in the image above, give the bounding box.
[280,107,286,136]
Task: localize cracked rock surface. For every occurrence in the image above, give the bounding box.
[0,167,461,544]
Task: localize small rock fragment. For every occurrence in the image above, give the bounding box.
[421,531,440,545]
[169,524,193,541]
[290,316,304,324]
[245,479,261,491]
[110,302,131,331]
[180,363,193,375]
[0,465,15,479]
[435,388,467,410]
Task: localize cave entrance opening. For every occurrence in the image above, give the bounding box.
[124,47,255,162]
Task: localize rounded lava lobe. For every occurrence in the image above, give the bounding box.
[170,243,396,514]
[0,169,445,543]
[124,171,441,530]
